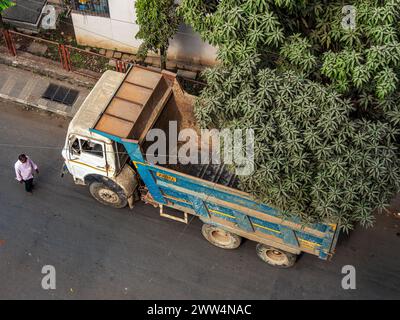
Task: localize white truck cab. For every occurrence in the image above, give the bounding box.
[62,70,138,208]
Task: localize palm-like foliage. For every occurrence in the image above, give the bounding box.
[180,0,400,102]
[195,56,400,231]
[181,0,400,230]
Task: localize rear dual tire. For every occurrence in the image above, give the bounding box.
[200,224,297,267]
[201,224,242,249]
[256,244,297,268]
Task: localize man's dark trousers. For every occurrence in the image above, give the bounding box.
[24,178,33,192]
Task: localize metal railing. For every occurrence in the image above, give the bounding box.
[1,28,205,93]
[1,29,128,78]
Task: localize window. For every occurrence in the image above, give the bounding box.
[71,0,110,17]
[70,138,104,158]
[71,138,81,156]
[81,140,104,158]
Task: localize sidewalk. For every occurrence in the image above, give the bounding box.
[0,63,90,118]
[0,46,99,89]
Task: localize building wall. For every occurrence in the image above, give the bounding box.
[71,0,217,66]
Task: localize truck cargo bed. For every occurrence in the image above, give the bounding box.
[90,66,339,263]
[93,66,172,143]
[165,163,240,190]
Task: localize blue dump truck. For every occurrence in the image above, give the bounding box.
[62,65,340,267]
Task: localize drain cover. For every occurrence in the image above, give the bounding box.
[42,83,79,106]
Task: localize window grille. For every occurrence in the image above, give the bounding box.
[70,0,110,17]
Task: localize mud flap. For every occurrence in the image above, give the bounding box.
[128,189,140,209]
[128,194,135,209]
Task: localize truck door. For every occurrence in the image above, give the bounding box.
[67,136,108,181]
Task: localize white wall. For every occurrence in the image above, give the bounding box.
[72,13,143,54]
[108,0,136,23]
[71,0,217,66]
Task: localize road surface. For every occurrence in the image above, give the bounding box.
[0,100,399,299]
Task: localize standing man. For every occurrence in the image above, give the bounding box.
[15,154,39,193]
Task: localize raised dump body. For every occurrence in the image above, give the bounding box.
[94,66,172,144]
[89,66,340,267]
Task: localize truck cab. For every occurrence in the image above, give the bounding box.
[62,70,138,208]
[62,65,179,209]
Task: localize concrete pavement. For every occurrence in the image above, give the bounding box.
[0,64,89,117]
[0,100,400,299]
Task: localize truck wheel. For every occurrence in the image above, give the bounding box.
[89,181,127,208]
[256,244,297,268]
[201,224,242,249]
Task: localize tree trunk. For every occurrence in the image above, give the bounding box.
[160,45,167,70]
[0,15,4,31]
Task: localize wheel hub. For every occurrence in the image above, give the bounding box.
[265,249,288,264]
[98,188,119,204]
[211,230,231,245]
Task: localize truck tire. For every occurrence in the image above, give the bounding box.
[89,181,127,208]
[201,224,242,249]
[256,243,297,268]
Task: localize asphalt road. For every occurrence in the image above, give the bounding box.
[0,100,399,300]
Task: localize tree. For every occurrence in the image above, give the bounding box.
[195,54,400,231]
[179,0,400,230]
[135,0,180,70]
[179,0,400,104]
[0,0,15,29]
